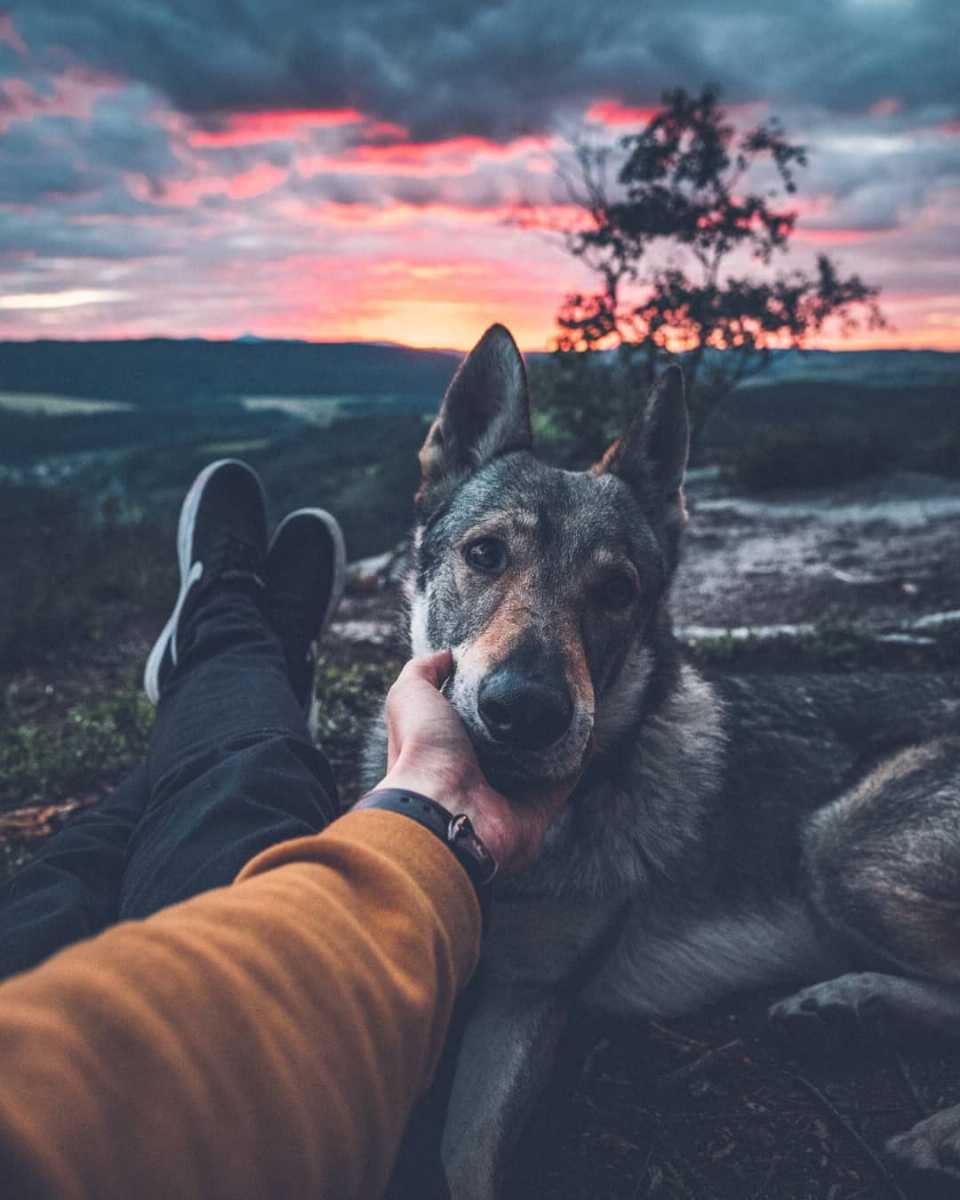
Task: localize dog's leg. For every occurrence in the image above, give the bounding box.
[769,970,960,1038]
[774,736,960,1182]
[441,977,568,1200]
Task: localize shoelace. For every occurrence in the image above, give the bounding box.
[206,531,265,587]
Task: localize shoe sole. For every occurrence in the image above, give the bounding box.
[143,459,267,704]
[267,507,347,641]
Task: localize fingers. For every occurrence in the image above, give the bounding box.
[394,647,453,691]
[384,649,455,770]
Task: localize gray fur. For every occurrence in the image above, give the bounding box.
[584,899,846,1019]
[364,326,960,1198]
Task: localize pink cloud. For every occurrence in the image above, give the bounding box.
[791,227,885,245]
[0,13,26,56]
[186,108,366,147]
[869,97,903,117]
[0,68,112,130]
[297,133,552,179]
[128,161,289,205]
[279,197,586,231]
[586,98,660,127]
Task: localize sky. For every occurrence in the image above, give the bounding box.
[0,0,958,351]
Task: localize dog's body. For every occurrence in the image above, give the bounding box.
[362,325,960,1198]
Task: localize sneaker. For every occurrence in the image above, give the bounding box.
[143,459,268,704]
[263,508,346,709]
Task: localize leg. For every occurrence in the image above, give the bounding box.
[442,977,569,1200]
[0,766,148,980]
[772,737,960,1035]
[121,587,337,916]
[121,463,341,918]
[0,463,345,965]
[771,736,960,1180]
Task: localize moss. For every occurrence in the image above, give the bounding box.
[311,653,404,801]
[685,622,960,673]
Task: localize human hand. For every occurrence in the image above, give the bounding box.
[358,649,573,875]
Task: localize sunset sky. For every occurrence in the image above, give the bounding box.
[0,0,958,351]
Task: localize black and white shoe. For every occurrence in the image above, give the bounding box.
[263,508,346,710]
[143,459,268,704]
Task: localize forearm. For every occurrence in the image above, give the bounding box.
[0,809,480,1200]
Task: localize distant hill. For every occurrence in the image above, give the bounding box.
[0,337,957,409]
[0,338,462,406]
[738,348,960,388]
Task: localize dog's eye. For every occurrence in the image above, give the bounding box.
[464,537,507,574]
[595,573,637,610]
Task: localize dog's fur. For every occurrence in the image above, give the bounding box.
[363,325,960,1198]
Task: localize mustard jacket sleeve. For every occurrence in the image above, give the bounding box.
[0,809,481,1200]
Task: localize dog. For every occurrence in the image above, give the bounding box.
[362,323,960,1199]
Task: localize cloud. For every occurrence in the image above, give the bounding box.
[0,0,958,349]
[4,0,955,143]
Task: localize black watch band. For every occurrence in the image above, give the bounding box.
[357,788,497,925]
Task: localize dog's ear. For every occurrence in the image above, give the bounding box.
[596,364,689,543]
[417,324,532,508]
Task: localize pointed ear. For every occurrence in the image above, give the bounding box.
[417,324,532,508]
[597,364,689,499]
[595,365,689,559]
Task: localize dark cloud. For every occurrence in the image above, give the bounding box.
[6,0,957,142]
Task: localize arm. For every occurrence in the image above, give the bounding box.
[0,810,478,1200]
[0,651,568,1200]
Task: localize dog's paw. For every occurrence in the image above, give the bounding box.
[768,972,893,1049]
[887,1105,960,1198]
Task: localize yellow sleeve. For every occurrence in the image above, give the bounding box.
[0,809,481,1200]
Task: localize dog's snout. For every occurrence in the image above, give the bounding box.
[478,672,573,751]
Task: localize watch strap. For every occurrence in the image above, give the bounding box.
[357,788,496,925]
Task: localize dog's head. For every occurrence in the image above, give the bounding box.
[410,324,689,791]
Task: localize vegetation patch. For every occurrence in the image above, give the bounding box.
[726,425,895,493]
[311,649,404,803]
[686,621,960,674]
[0,683,153,815]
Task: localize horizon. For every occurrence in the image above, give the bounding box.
[0,334,959,358]
[1,3,958,352]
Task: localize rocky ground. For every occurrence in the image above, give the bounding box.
[3,467,960,1198]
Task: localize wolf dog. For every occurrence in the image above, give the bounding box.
[363,324,960,1199]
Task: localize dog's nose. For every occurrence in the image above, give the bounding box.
[478,673,573,751]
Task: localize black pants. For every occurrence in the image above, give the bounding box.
[0,584,338,981]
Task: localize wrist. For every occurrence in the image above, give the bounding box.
[356,787,497,926]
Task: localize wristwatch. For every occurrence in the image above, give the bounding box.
[357,788,497,925]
